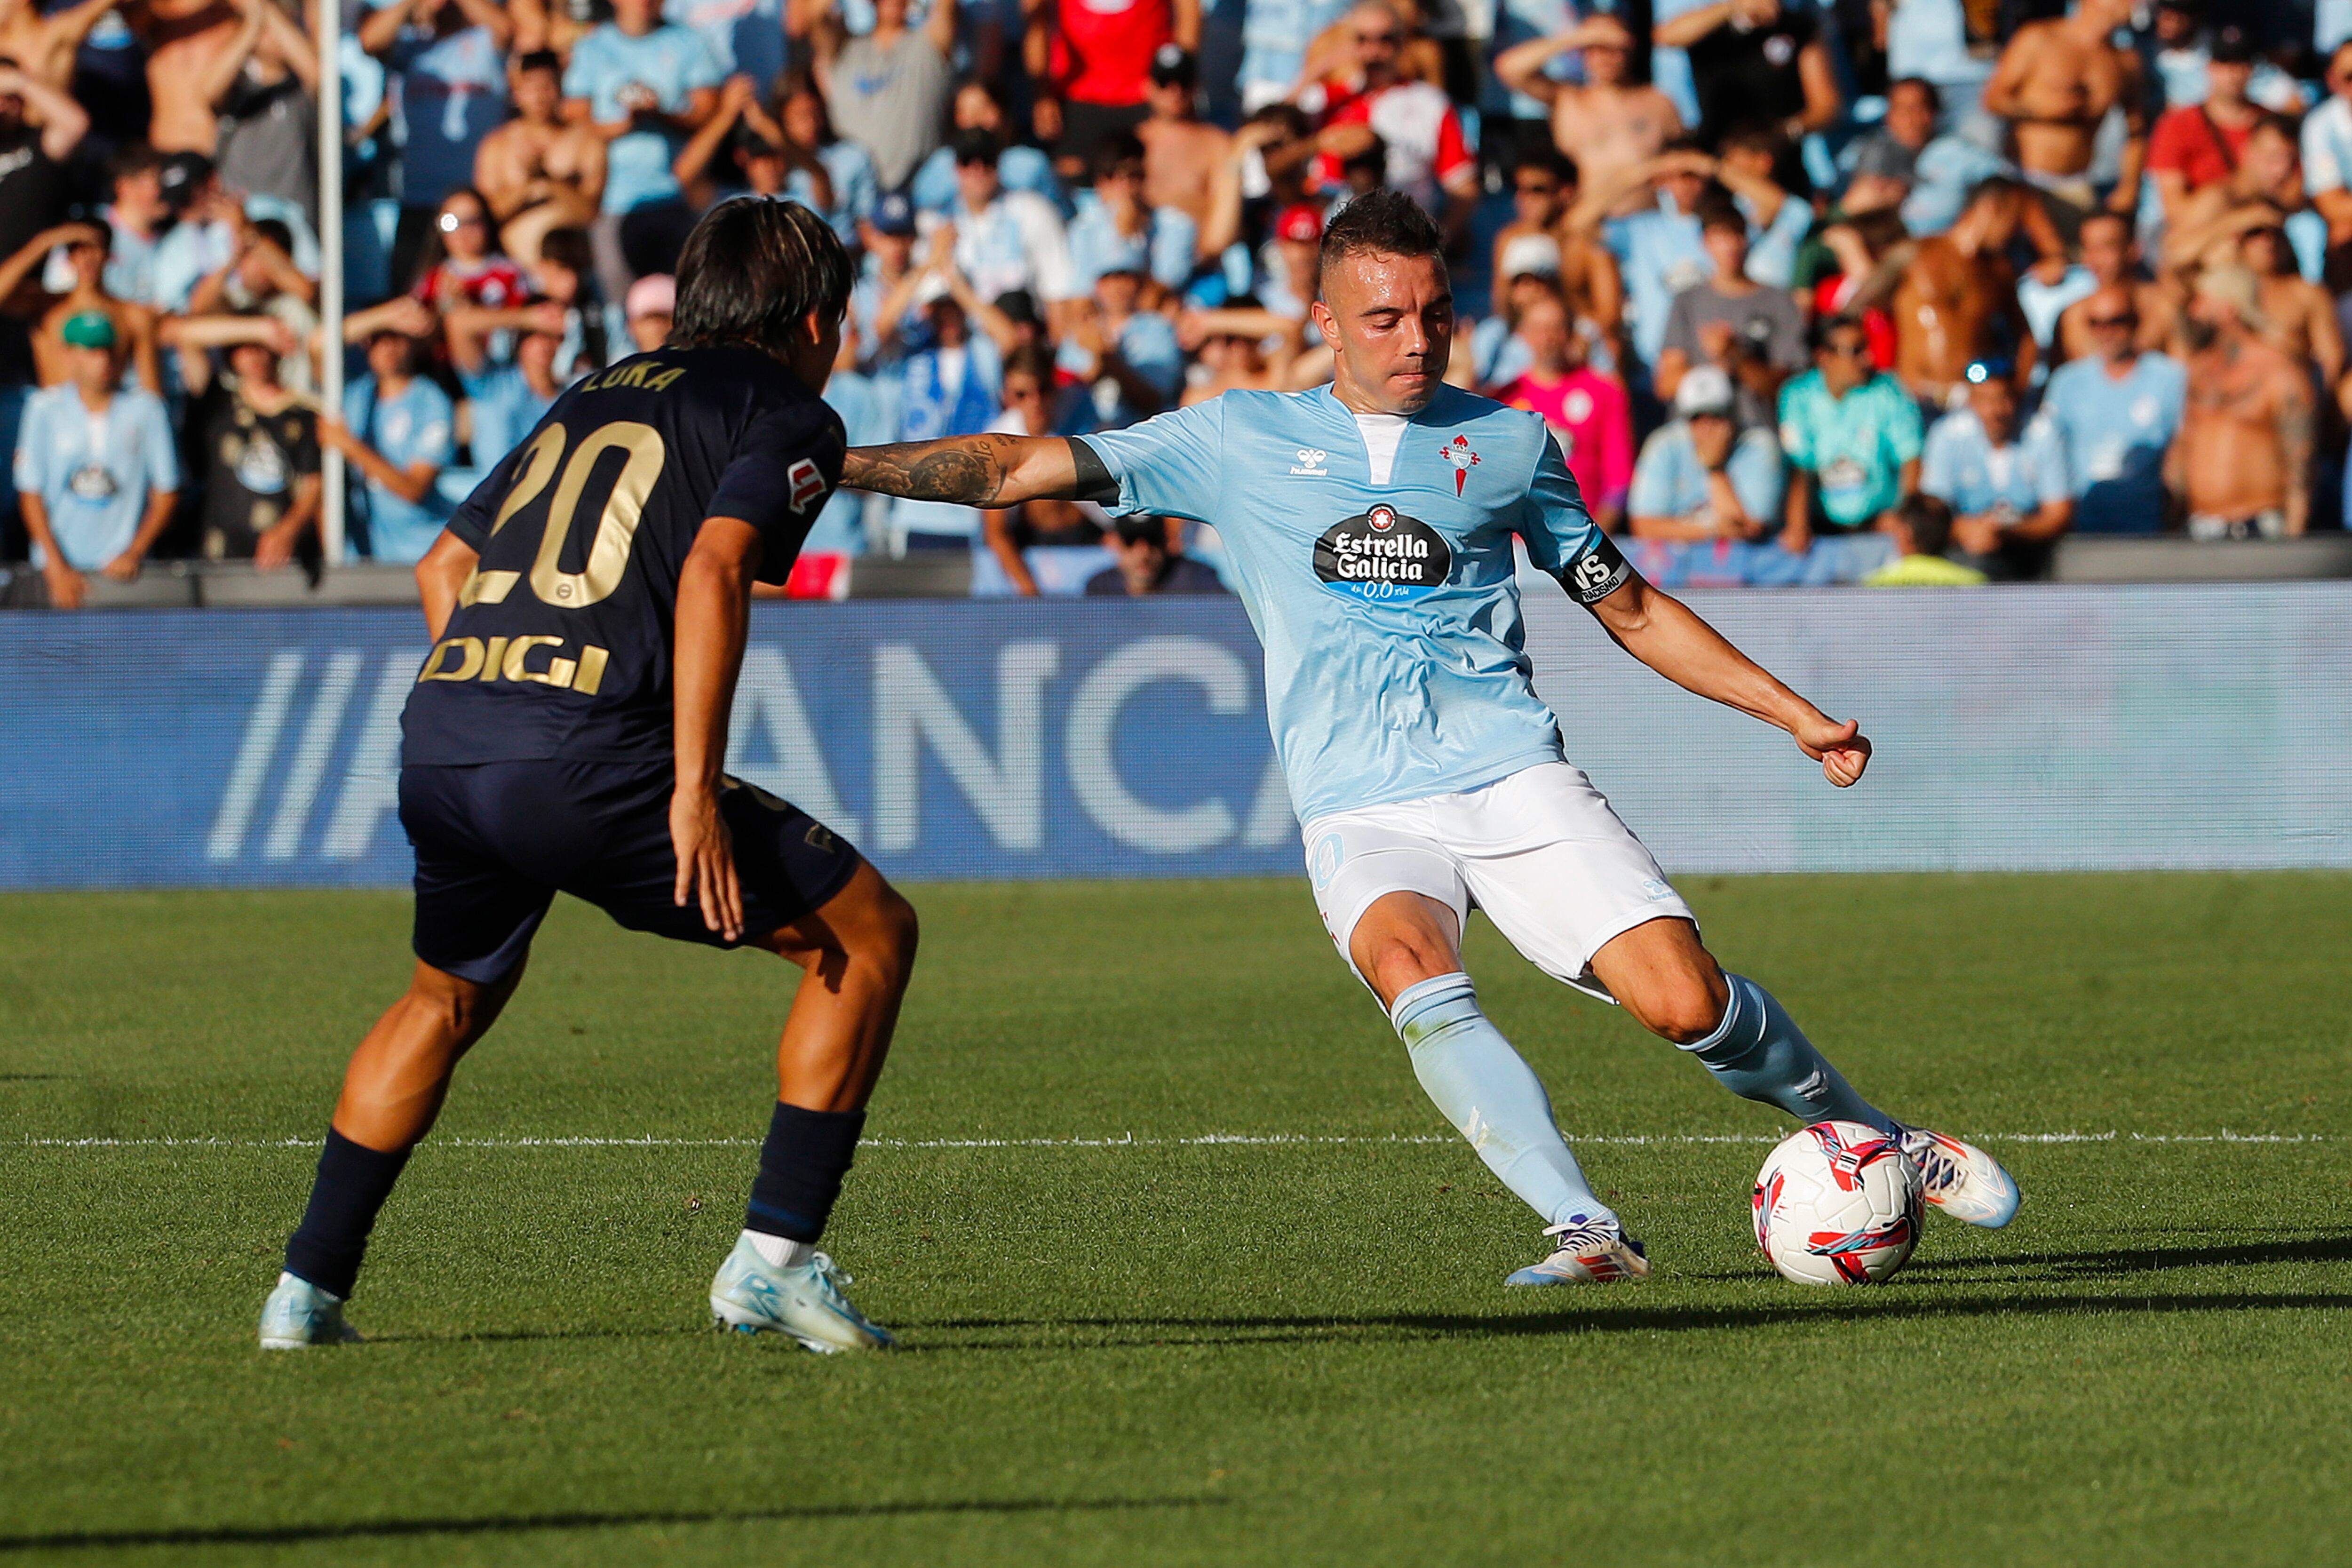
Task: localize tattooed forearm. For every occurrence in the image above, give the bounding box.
[842,437,1017,502]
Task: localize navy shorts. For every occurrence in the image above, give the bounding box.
[400,760,863,984]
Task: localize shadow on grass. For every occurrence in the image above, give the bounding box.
[1901,1235,2352,1276]
[0,1496,1220,1554]
[897,1288,2352,1351]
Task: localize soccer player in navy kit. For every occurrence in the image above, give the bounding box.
[260,200,909,1353]
[843,191,2020,1286]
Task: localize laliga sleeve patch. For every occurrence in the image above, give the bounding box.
[1313,504,1453,601]
[1560,533,1631,606]
[787,456,827,514]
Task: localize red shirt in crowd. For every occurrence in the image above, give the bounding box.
[1303,78,1475,213]
[2147,106,2252,193]
[1050,0,1172,108]
[412,257,528,313]
[1502,367,1633,518]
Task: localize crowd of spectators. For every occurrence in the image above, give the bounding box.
[7,0,2352,605]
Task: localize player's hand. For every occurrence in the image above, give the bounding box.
[1793,715,1871,788]
[671,787,744,941]
[99,549,144,583]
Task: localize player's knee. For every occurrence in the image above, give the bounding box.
[1634,970,1731,1047]
[869,883,920,975]
[404,965,501,1042]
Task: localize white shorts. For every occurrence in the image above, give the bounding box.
[1302,763,1696,1003]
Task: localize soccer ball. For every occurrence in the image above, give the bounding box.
[1751,1122,1925,1286]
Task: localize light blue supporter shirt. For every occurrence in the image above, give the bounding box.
[1920,407,2070,519]
[12,384,179,569]
[2038,352,2186,535]
[1628,422,1786,529]
[459,364,557,473]
[1079,385,1632,823]
[563,24,723,214]
[346,372,457,563]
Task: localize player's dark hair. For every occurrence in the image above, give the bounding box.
[539,225,594,282]
[1319,188,1444,285]
[516,48,561,76]
[670,197,853,355]
[1896,493,1955,557]
[251,216,294,256]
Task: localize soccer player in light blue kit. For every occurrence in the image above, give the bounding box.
[842,191,2019,1283]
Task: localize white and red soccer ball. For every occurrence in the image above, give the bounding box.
[1752,1121,1924,1285]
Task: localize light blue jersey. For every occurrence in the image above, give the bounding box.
[563,24,723,214]
[1628,422,1786,529]
[12,384,179,569]
[2039,352,2185,534]
[459,364,557,473]
[1920,408,2069,519]
[346,373,456,563]
[1080,385,1631,822]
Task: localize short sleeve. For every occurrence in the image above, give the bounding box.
[1919,415,1957,500]
[2303,110,2346,196]
[1150,206,1197,291]
[1727,428,1787,524]
[2145,111,2193,175]
[708,397,848,583]
[1764,292,1806,369]
[141,397,180,492]
[446,434,517,549]
[1075,397,1225,523]
[1518,427,1630,605]
[562,38,603,103]
[412,387,456,467]
[679,30,724,92]
[1626,429,1679,517]
[290,410,322,477]
[2025,415,2071,504]
[1884,385,1925,464]
[1778,381,1816,470]
[12,396,45,495]
[1117,314,1184,400]
[1659,289,1699,359]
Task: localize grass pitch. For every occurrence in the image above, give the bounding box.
[3,872,2349,1567]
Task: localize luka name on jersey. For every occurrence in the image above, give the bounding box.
[402,346,843,766]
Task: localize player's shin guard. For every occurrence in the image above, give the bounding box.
[1390,972,1608,1226]
[1683,975,1897,1134]
[283,1130,413,1298]
[741,1102,866,1265]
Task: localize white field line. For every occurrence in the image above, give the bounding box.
[8,1130,2329,1150]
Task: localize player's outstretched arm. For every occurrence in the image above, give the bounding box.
[841,435,1119,508]
[1585,573,1871,787]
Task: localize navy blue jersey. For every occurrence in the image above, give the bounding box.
[402,346,843,765]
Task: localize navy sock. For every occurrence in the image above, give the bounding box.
[744,1103,866,1243]
[283,1130,413,1298]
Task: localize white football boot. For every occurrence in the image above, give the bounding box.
[1504,1211,1653,1286]
[709,1234,896,1353]
[1900,1128,2021,1228]
[258,1272,363,1349]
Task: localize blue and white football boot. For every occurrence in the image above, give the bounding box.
[1503,1211,1652,1286]
[709,1235,896,1353]
[1900,1129,2022,1228]
[258,1272,362,1349]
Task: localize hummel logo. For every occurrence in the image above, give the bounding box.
[1290,447,1329,476]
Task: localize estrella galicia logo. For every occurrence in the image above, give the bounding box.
[1313,504,1452,602]
[1309,831,1344,891]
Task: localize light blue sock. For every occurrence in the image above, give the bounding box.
[1390,973,1610,1228]
[1684,975,1898,1134]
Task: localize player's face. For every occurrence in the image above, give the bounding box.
[1314,248,1454,416]
[230,341,278,386]
[1886,82,1935,148]
[2081,217,2128,281]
